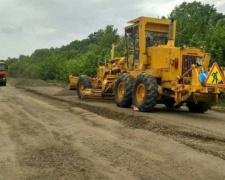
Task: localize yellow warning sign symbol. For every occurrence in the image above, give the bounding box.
[205,62,225,88]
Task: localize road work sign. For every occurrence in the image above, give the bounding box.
[205,62,225,88]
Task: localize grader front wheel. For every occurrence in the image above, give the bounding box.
[132,73,158,112]
[114,73,134,107]
[79,82,84,94]
[77,75,92,99]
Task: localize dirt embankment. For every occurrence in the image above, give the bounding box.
[8,78,69,88]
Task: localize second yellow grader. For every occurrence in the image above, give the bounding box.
[78,17,225,113]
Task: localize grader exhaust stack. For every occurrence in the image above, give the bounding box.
[168,19,174,40]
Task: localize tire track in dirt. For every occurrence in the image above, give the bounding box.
[16,86,225,161]
[0,87,114,180]
[3,84,225,179]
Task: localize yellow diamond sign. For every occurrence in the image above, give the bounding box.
[205,62,225,88]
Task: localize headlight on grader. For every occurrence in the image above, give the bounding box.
[170,58,179,68]
[197,57,204,66]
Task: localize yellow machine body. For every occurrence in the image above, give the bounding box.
[116,16,225,112]
[69,75,78,90]
[75,44,126,99]
[76,16,225,112]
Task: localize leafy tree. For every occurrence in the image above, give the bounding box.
[30,49,52,63]
[170,1,225,65]
[5,57,18,66]
[6,25,121,81]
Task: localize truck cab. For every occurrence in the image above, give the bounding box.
[0,60,7,86]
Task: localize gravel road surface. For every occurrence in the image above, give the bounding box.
[1,79,225,180]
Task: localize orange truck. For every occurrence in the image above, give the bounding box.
[0,60,7,86]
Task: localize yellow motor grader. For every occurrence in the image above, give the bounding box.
[76,44,126,99]
[114,16,225,113]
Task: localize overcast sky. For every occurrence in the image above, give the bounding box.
[0,0,224,59]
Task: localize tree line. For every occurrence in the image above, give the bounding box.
[6,1,225,82]
[169,1,225,65]
[6,25,124,81]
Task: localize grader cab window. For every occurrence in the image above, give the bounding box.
[145,31,168,47]
[125,26,139,70]
[125,28,134,50]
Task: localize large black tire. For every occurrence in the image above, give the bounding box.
[114,73,134,107]
[186,102,211,113]
[77,75,92,99]
[164,98,182,109]
[132,73,158,112]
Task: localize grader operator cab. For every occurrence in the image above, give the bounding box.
[114,17,225,113]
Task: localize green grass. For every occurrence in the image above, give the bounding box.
[218,94,225,107]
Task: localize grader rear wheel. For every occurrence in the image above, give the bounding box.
[136,83,146,103]
[114,73,134,107]
[77,75,92,99]
[132,73,158,112]
[117,82,125,100]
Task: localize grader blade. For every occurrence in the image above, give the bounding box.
[81,89,103,99]
[81,89,114,99]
